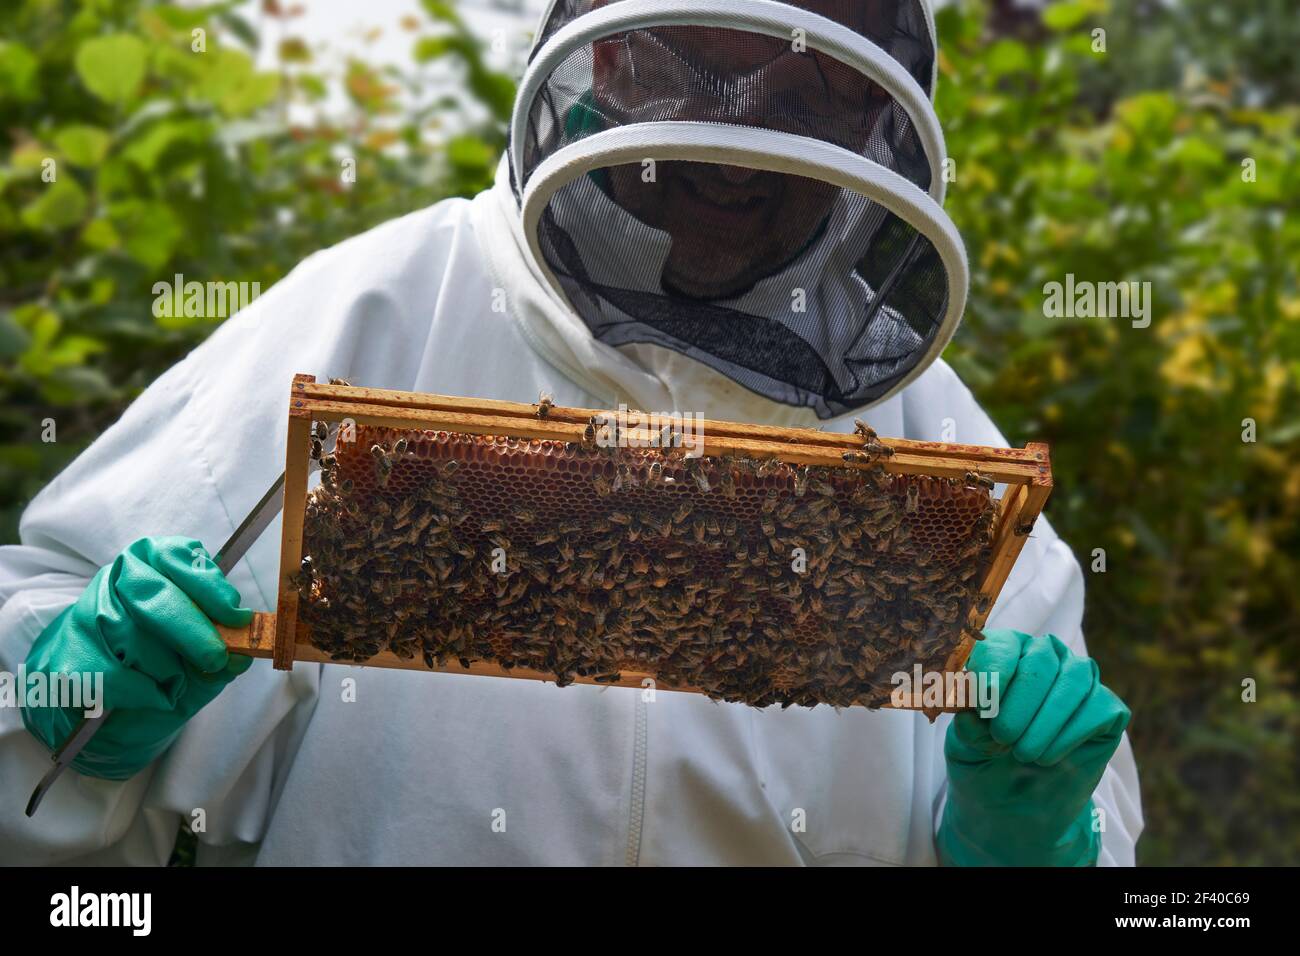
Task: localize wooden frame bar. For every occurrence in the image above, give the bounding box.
[228,375,1054,713]
[270,374,316,670]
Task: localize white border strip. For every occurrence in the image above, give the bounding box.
[513,0,946,203]
[519,120,968,410]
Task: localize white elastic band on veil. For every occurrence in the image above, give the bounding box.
[512,0,948,204]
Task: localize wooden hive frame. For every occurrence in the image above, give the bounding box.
[216,374,1053,712]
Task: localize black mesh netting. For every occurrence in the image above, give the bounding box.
[532,0,936,96]
[519,25,933,194]
[537,162,950,418]
[512,2,952,418]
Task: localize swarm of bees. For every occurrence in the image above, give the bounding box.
[295,423,999,709]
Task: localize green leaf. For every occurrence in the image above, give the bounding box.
[81,217,121,251]
[153,44,206,84]
[75,34,149,103]
[419,1,465,28]
[446,135,494,171]
[42,366,117,405]
[1042,1,1097,32]
[46,334,107,369]
[10,140,53,174]
[0,40,39,101]
[467,68,515,122]
[0,310,32,358]
[12,304,60,349]
[197,48,278,116]
[413,36,454,63]
[296,74,327,100]
[278,37,312,64]
[220,70,279,117]
[1115,92,1179,136]
[108,199,184,269]
[120,117,210,170]
[215,11,261,51]
[20,179,89,230]
[986,40,1032,77]
[53,125,113,166]
[154,3,220,30]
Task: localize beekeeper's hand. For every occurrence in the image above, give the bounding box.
[936,628,1131,866]
[21,536,253,781]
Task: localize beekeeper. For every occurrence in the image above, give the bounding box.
[0,0,1141,865]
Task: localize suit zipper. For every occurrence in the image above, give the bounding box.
[625,693,648,866]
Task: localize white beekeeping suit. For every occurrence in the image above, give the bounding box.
[0,0,1141,864]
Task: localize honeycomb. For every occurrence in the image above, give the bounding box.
[296,423,998,708]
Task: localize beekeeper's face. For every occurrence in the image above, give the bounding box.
[592,1,893,300]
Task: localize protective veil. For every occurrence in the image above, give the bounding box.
[513,0,963,419]
[0,0,1141,865]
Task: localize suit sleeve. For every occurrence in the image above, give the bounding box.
[0,262,330,865]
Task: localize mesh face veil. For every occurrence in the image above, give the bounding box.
[511,0,967,418]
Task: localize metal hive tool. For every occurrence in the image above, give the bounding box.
[215,375,1054,713]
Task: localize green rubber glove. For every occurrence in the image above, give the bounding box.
[21,536,254,781]
[937,628,1131,867]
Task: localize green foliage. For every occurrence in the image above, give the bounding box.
[2,0,1296,865]
[0,0,513,539]
[937,0,1300,865]
[74,34,149,102]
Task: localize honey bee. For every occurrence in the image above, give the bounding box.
[536,391,555,418]
[965,471,995,491]
[720,470,737,499]
[853,419,877,442]
[793,467,810,497]
[328,377,352,387]
[393,498,416,526]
